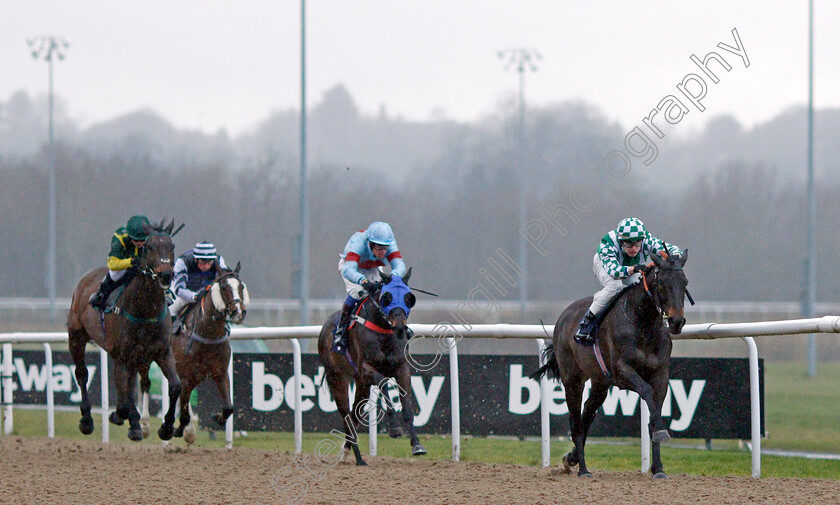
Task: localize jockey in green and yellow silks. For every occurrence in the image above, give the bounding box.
[88,215,151,310]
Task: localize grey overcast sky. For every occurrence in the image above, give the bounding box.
[3,1,839,136]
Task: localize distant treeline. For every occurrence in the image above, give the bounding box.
[3,86,840,305]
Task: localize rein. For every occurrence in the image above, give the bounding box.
[349,297,393,335]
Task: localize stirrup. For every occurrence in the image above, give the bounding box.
[574,323,596,345]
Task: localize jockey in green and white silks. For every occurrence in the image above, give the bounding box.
[575,217,681,344]
[332,221,406,352]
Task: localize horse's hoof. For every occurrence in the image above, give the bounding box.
[140,419,151,439]
[561,453,575,474]
[108,411,125,426]
[128,428,144,442]
[578,471,593,478]
[184,428,196,445]
[412,444,427,456]
[356,460,368,466]
[652,429,671,443]
[388,429,403,439]
[158,424,174,441]
[173,426,184,438]
[79,417,94,435]
[653,472,668,480]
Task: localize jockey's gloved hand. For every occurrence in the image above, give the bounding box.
[129,256,139,268]
[192,292,201,302]
[361,280,377,294]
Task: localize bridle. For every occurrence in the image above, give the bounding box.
[136,232,173,283]
[638,265,686,328]
[205,271,245,322]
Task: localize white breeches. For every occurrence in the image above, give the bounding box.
[588,253,640,315]
[108,269,127,282]
[169,296,190,317]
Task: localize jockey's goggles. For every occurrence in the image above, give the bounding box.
[620,240,643,249]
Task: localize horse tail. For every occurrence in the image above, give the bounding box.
[529,343,560,381]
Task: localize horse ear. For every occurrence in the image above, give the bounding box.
[165,219,175,235]
[158,216,168,230]
[141,221,152,234]
[379,270,391,282]
[405,292,416,309]
[234,261,241,274]
[677,248,688,267]
[380,292,393,307]
[402,267,412,284]
[651,253,665,268]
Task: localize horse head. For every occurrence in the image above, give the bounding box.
[210,261,250,324]
[139,218,176,289]
[649,249,689,334]
[378,267,415,340]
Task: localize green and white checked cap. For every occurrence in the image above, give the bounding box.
[615,217,646,241]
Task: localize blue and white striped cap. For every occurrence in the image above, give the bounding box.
[193,242,217,259]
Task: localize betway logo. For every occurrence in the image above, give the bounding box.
[250,363,445,427]
[508,364,706,431]
[10,358,96,403]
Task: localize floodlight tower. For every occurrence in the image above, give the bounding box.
[498,48,541,322]
[28,36,69,320]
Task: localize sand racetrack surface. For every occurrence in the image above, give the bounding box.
[2,436,838,505]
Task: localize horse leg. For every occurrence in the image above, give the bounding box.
[648,371,671,479]
[560,376,586,475]
[139,367,151,439]
[109,363,142,440]
[328,372,366,466]
[615,363,670,443]
[68,330,94,435]
[184,403,200,445]
[351,381,372,450]
[575,382,610,477]
[381,382,402,438]
[125,369,144,441]
[393,367,425,455]
[173,376,193,439]
[211,369,234,427]
[155,350,182,441]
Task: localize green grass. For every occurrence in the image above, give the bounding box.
[5,361,840,479]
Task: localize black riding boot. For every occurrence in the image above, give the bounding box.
[332,303,356,353]
[574,310,598,345]
[89,274,118,310]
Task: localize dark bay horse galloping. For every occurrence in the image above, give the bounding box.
[67,218,181,441]
[532,251,689,479]
[139,264,249,444]
[318,269,425,466]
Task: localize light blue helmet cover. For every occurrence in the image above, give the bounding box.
[366,221,395,246]
[379,275,415,317]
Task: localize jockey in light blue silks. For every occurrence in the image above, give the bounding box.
[332,221,406,353]
[574,217,681,345]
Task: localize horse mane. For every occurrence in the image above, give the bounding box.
[595,280,642,325]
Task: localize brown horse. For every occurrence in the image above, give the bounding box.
[531,251,689,479]
[67,218,181,441]
[138,264,249,444]
[318,269,425,466]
